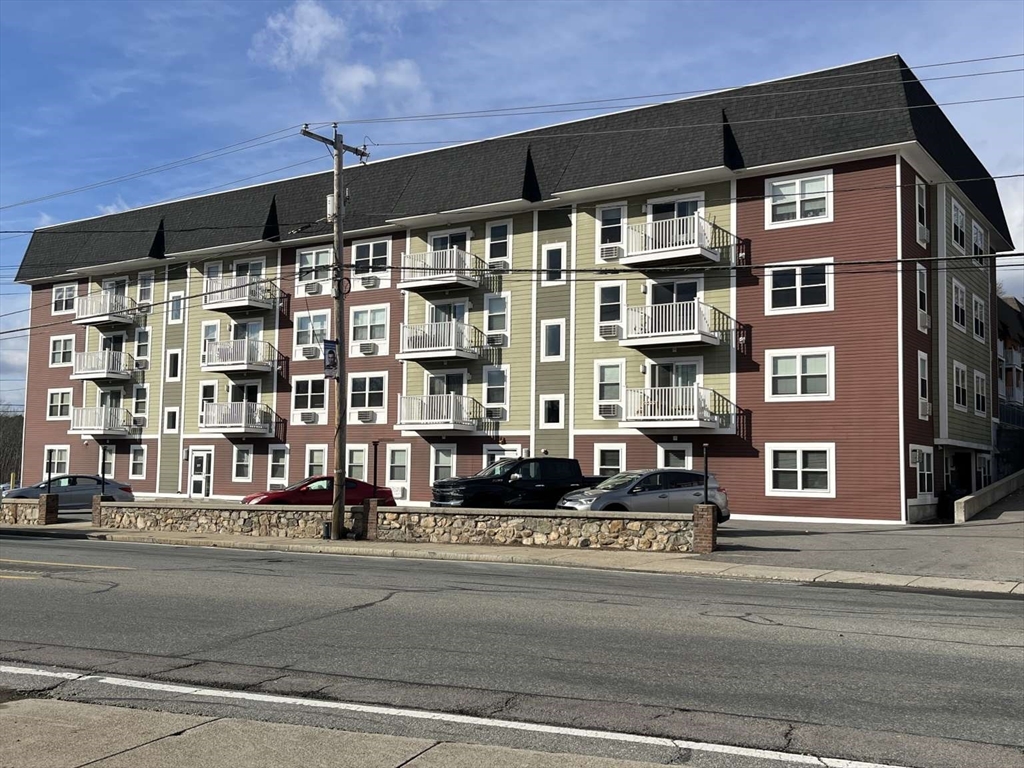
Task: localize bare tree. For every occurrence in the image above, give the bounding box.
[0,401,24,486]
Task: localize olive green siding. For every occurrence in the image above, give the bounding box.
[534,209,572,456]
[158,264,189,493]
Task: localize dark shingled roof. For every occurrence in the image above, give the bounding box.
[17,55,1013,282]
[999,296,1024,344]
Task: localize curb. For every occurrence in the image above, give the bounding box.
[3,525,1022,596]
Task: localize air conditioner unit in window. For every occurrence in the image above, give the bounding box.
[135,359,149,370]
[486,334,506,347]
[361,275,379,289]
[132,416,147,428]
[357,410,375,423]
[918,311,931,330]
[485,407,505,421]
[359,342,377,355]
[304,282,323,296]
[918,225,930,245]
[599,324,621,340]
[600,245,623,262]
[269,483,286,491]
[301,346,320,359]
[909,448,921,465]
[919,401,932,420]
[394,486,407,500]
[136,304,151,315]
[300,411,318,424]
[598,403,619,418]
[489,260,510,274]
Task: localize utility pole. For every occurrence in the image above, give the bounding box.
[301,124,369,540]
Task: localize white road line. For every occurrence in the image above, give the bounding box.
[0,665,910,768]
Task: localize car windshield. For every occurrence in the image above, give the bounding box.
[284,477,330,492]
[594,472,642,491]
[473,459,518,478]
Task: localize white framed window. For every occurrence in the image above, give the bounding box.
[431,444,456,484]
[541,242,566,286]
[132,384,149,419]
[974,370,987,416]
[482,365,509,420]
[349,372,387,424]
[200,320,220,364]
[977,454,992,489]
[765,347,834,402]
[485,220,512,267]
[657,443,693,470]
[198,381,217,427]
[911,445,934,498]
[483,292,509,346]
[918,351,929,419]
[951,198,966,252]
[915,178,928,247]
[540,319,565,362]
[347,445,367,481]
[52,283,77,315]
[953,361,968,411]
[292,375,328,423]
[295,309,329,357]
[230,445,252,482]
[594,281,625,340]
[594,443,625,477]
[386,443,411,500]
[428,228,471,254]
[971,221,986,263]
[353,238,389,275]
[594,359,624,417]
[43,445,70,477]
[166,349,181,381]
[916,263,928,333]
[135,326,151,361]
[350,304,388,356]
[204,261,222,292]
[129,445,147,480]
[46,389,72,421]
[765,442,836,498]
[168,291,184,324]
[163,407,179,434]
[305,444,328,477]
[268,445,289,489]
[765,170,833,228]
[137,271,154,304]
[98,445,115,478]
[539,394,564,429]
[951,279,967,331]
[972,295,986,342]
[297,247,332,288]
[764,257,833,315]
[49,335,74,367]
[596,203,626,262]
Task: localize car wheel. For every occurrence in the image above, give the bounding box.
[603,504,627,512]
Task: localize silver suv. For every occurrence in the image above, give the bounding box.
[558,469,729,522]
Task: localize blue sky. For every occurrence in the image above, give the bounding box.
[1,0,1022,407]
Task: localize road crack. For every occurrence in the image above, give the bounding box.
[69,716,222,768]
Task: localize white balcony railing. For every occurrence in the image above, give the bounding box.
[203,276,279,308]
[399,248,486,286]
[624,214,740,263]
[73,349,134,378]
[626,300,708,340]
[1008,348,1023,368]
[399,322,484,356]
[71,406,132,434]
[397,394,482,428]
[202,401,274,433]
[75,291,136,323]
[623,385,719,423]
[203,339,278,369]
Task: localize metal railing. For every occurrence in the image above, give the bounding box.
[75,291,136,321]
[203,401,275,432]
[624,300,736,341]
[73,349,134,377]
[397,394,482,427]
[625,214,740,258]
[623,385,718,422]
[399,248,486,284]
[399,322,484,355]
[203,338,278,368]
[203,275,280,306]
[1000,402,1024,428]
[71,406,132,433]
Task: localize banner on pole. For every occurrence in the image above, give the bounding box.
[323,340,340,379]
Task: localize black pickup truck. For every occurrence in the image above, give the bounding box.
[431,457,604,509]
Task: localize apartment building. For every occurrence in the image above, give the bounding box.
[15,55,1013,522]
[996,296,1024,479]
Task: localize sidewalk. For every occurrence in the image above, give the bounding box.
[2,492,1021,595]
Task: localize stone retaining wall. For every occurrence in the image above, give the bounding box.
[1,496,57,525]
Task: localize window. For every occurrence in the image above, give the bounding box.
[597,204,625,261]
[137,272,154,304]
[387,444,410,499]
[49,335,74,367]
[540,319,565,362]
[198,382,217,426]
[951,198,966,252]
[540,395,564,429]
[484,293,509,344]
[483,366,508,416]
[133,385,148,418]
[912,446,934,498]
[166,350,181,381]
[971,222,986,263]
[596,361,623,412]
[229,446,251,482]
[306,445,327,477]
[594,444,625,477]
[953,362,968,411]
[298,247,332,284]
[346,446,366,480]
[163,408,179,433]
[764,258,833,314]
[294,377,327,412]
[486,221,511,266]
[765,170,833,228]
[268,446,289,488]
[99,445,115,478]
[295,311,329,350]
[952,280,967,330]
[765,443,835,498]
[915,178,928,246]
[43,446,70,476]
[352,306,387,343]
[350,375,385,409]
[129,445,147,480]
[658,444,693,470]
[974,371,987,416]
[972,296,986,342]
[542,243,565,285]
[916,264,928,332]
[353,239,389,274]
[431,445,455,484]
[200,321,220,363]
[595,282,624,338]
[918,352,929,417]
[47,389,72,420]
[977,454,992,489]
[765,347,834,401]
[52,283,77,314]
[168,291,184,324]
[135,327,150,360]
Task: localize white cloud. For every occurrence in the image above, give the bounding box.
[249,0,346,72]
[321,62,378,110]
[34,212,56,228]
[98,196,130,216]
[996,177,1023,300]
[380,59,422,91]
[321,59,426,113]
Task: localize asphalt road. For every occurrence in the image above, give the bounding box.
[1,536,1022,768]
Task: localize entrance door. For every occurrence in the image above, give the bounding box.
[650,198,700,222]
[230,383,260,403]
[429,302,466,324]
[651,280,698,306]
[189,450,213,498]
[653,362,698,388]
[101,335,124,353]
[428,373,465,396]
[233,320,262,341]
[99,390,122,409]
[235,261,263,279]
[102,278,128,297]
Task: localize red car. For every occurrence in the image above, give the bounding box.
[242,476,396,506]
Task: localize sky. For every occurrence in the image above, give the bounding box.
[0,0,1022,410]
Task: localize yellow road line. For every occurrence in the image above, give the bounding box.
[0,559,133,571]
[0,574,39,580]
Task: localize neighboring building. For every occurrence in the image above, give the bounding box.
[996,296,1024,480]
[15,55,1013,522]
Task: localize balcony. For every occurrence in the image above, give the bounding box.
[1000,402,1024,429]
[621,300,732,348]
[201,339,279,373]
[201,401,276,435]
[397,322,485,361]
[71,350,135,381]
[622,215,739,267]
[73,291,137,326]
[395,394,482,432]
[397,248,486,291]
[70,407,133,436]
[619,385,728,429]
[203,276,280,311]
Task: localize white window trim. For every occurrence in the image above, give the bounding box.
[200,320,220,364]
[42,445,71,477]
[645,355,703,389]
[132,384,149,419]
[349,303,390,357]
[539,394,565,430]
[129,445,148,481]
[916,263,928,333]
[294,308,331,359]
[163,407,180,434]
[291,375,329,425]
[972,295,986,343]
[232,255,266,277]
[135,325,152,361]
[346,443,368,481]
[46,388,73,421]
[136,271,155,304]
[485,219,513,267]
[657,443,694,470]
[427,226,472,252]
[305,443,329,478]
[593,280,626,341]
[295,246,334,294]
[483,291,511,347]
[230,445,253,483]
[764,346,835,402]
[764,442,836,499]
[909,444,934,500]
[430,443,457,485]
[423,369,469,397]
[481,364,510,420]
[48,334,75,368]
[98,445,116,478]
[953,361,969,412]
[764,169,834,230]
[974,370,987,416]
[951,278,967,332]
[763,256,834,316]
[917,351,929,421]
[166,349,182,382]
[914,177,928,248]
[971,221,986,263]
[167,291,184,324]
[351,237,392,290]
[595,202,627,263]
[540,319,566,363]
[950,197,966,253]
[51,283,78,316]
[268,445,290,490]
[385,443,411,500]
[594,358,626,419]
[197,379,219,427]
[347,371,388,425]
[593,443,626,477]
[541,242,567,286]
[423,298,468,324]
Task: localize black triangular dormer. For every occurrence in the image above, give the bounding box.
[722,110,744,171]
[148,219,166,259]
[521,146,541,203]
[262,195,281,242]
